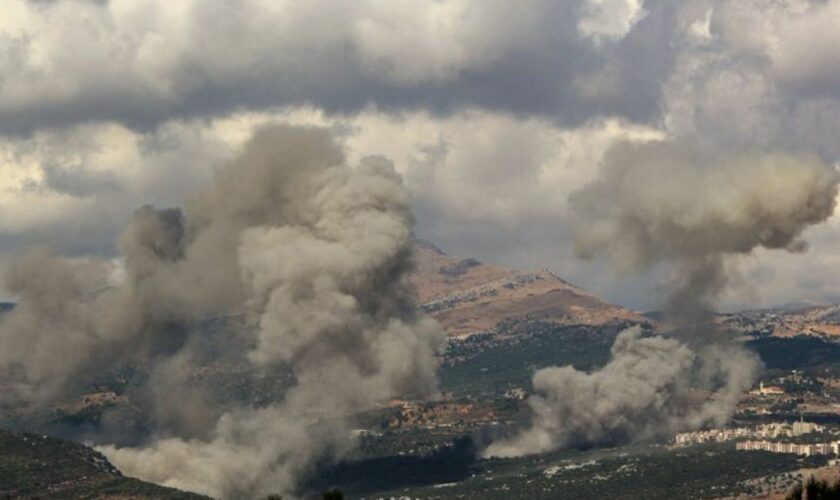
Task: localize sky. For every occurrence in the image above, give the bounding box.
[2,0,840,311]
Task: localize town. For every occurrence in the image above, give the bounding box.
[674,419,824,446]
[675,418,840,458]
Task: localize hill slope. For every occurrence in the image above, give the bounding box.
[722,303,840,339]
[0,430,207,499]
[410,241,645,337]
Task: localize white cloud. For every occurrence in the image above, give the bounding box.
[2,0,840,310]
[0,106,661,239]
[578,0,647,42]
[352,0,543,84]
[0,0,682,133]
[362,112,662,224]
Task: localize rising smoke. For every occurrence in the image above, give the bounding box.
[485,140,839,458]
[485,326,757,457]
[0,126,444,497]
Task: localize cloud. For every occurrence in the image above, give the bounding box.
[3,0,840,312]
[3,102,838,311]
[661,0,840,158]
[0,108,661,261]
[712,0,840,98]
[0,0,679,134]
[0,119,234,262]
[578,0,647,42]
[4,0,840,476]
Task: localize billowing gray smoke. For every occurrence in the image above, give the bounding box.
[486,140,839,458]
[571,142,839,321]
[485,326,756,457]
[0,126,444,497]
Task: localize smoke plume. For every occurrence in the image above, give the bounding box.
[571,141,839,320]
[485,326,757,457]
[0,125,444,497]
[486,141,839,457]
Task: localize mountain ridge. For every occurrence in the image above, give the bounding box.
[410,240,647,337]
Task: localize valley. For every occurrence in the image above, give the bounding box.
[4,243,840,498]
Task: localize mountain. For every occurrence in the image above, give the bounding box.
[0,429,206,498]
[0,242,649,495]
[721,303,840,339]
[409,240,646,337]
[766,304,840,337]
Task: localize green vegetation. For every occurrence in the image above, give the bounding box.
[440,325,840,398]
[309,435,477,496]
[0,430,206,498]
[440,321,626,395]
[322,489,344,500]
[312,441,822,499]
[5,319,838,498]
[747,336,840,371]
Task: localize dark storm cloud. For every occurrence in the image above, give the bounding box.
[37,162,122,197]
[0,0,676,135]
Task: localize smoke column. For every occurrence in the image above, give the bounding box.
[0,126,444,497]
[485,140,839,457]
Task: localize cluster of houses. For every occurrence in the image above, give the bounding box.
[674,419,823,446]
[736,440,840,456]
[674,417,840,457]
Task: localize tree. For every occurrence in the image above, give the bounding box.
[323,489,344,500]
[786,475,840,500]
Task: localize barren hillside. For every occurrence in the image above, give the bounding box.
[410,241,646,337]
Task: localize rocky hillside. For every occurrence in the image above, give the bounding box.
[722,303,840,338]
[0,430,207,499]
[409,241,646,337]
